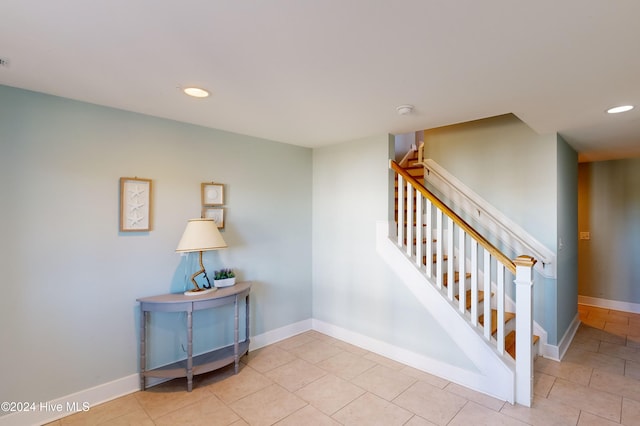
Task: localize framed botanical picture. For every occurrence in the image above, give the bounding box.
[120,177,152,232]
[201,182,224,206]
[202,207,225,228]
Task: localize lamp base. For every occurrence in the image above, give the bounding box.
[183,287,217,296]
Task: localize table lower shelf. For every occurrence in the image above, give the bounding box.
[143,339,250,380]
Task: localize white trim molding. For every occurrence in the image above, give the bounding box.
[249,319,313,351]
[558,313,580,360]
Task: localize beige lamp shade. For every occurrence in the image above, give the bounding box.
[176,218,227,253]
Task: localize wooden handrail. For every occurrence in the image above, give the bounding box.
[420,158,554,277]
[391,160,516,275]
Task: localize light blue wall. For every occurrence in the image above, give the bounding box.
[423,114,558,250]
[556,135,578,340]
[578,157,640,304]
[311,134,475,369]
[0,85,312,406]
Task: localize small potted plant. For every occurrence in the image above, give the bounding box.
[213,268,236,288]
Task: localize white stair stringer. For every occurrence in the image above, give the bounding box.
[376,221,516,403]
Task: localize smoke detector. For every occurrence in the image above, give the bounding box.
[396,105,414,115]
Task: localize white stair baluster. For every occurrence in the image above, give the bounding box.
[406,183,413,257]
[458,229,466,314]
[397,175,404,247]
[484,250,491,341]
[425,200,433,278]
[436,209,443,289]
[470,240,478,326]
[497,263,505,355]
[447,217,454,300]
[415,193,423,271]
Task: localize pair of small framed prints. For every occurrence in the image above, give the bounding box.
[201,182,225,228]
[119,178,226,232]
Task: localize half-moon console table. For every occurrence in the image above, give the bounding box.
[137,281,251,392]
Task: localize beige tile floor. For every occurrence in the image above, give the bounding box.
[49,304,640,425]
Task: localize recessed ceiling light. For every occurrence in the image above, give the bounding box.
[606,105,634,114]
[183,87,210,98]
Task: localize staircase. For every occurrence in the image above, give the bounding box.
[388,158,539,406]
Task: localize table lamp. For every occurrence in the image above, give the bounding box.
[176,218,227,296]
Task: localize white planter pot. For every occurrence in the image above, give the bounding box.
[214,277,236,288]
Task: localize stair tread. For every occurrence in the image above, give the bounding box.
[404,238,431,247]
[442,271,471,283]
[478,309,516,335]
[505,330,540,358]
[455,289,486,310]
[424,253,448,263]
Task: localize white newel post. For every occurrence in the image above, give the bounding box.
[397,174,404,247]
[514,255,536,407]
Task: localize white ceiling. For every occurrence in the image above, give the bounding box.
[2,0,639,161]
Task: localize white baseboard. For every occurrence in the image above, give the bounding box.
[540,313,580,361]
[0,320,312,426]
[558,313,581,360]
[249,319,312,350]
[578,295,640,314]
